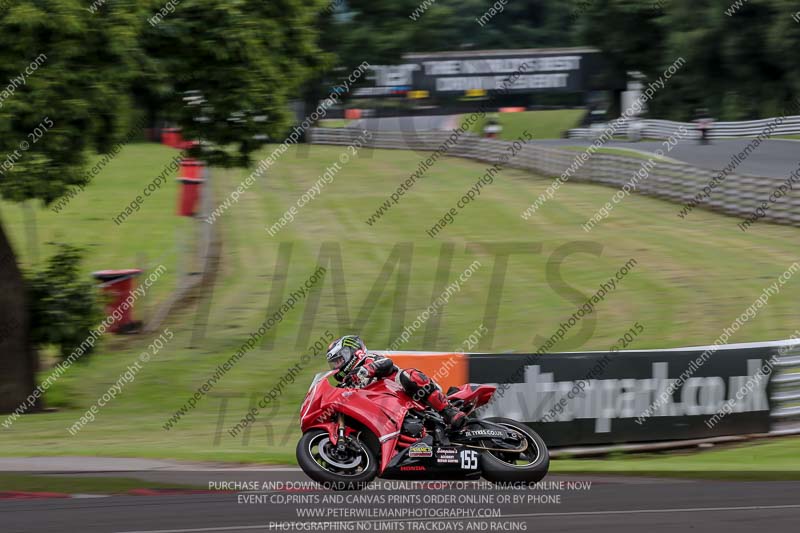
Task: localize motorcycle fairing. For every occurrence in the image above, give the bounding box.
[380,435,482,480]
[300,370,427,471]
[446,383,496,411]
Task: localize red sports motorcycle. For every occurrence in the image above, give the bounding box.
[297,371,549,489]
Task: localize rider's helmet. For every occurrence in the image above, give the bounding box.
[326,335,367,379]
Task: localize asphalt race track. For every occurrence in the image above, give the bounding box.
[535,138,800,179]
[346,115,799,179]
[351,115,461,133]
[4,130,799,533]
[2,470,799,533]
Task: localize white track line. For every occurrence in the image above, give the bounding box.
[113,503,800,533]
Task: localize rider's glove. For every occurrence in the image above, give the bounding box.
[354,367,371,388]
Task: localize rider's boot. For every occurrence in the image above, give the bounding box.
[427,389,466,431]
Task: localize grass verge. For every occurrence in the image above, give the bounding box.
[1,143,799,465]
[468,109,586,140]
[552,436,800,480]
[0,474,199,494]
[555,145,672,161]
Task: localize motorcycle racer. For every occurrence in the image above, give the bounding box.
[325,335,466,430]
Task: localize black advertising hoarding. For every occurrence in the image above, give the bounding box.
[468,346,776,447]
[352,47,625,97]
[410,52,584,94]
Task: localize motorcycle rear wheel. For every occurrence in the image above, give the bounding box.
[296,429,378,491]
[479,417,549,484]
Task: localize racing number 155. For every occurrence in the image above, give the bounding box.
[460,450,478,470]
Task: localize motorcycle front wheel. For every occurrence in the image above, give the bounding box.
[479,417,549,484]
[296,429,378,491]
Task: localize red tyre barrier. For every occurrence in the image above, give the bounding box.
[161,128,183,148]
[177,177,204,216]
[91,269,143,333]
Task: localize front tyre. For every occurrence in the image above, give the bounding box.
[479,417,549,484]
[296,429,378,491]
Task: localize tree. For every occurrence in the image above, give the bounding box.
[320,0,576,74]
[137,0,329,167]
[0,0,135,413]
[575,0,665,85]
[298,0,578,127]
[27,245,101,362]
[0,0,331,412]
[575,0,800,120]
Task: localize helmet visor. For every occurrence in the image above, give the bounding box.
[327,353,346,370]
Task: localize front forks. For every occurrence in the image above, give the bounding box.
[336,413,347,452]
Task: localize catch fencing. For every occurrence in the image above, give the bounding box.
[310,127,800,227]
[568,115,800,140]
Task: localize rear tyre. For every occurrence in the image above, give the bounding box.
[296,429,378,491]
[479,417,549,484]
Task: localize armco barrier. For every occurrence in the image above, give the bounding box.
[771,342,800,425]
[568,115,800,140]
[309,127,800,227]
[377,338,800,448]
